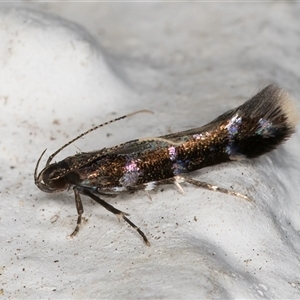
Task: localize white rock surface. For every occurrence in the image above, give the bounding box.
[1,3,300,299]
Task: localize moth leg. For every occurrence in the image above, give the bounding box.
[82,189,150,246]
[144,190,152,201]
[69,187,84,238]
[174,175,252,202]
[144,178,186,194]
[173,180,185,194]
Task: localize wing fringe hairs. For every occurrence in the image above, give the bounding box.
[228,85,299,158]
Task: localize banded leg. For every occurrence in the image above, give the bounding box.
[82,189,150,246]
[174,175,252,201]
[69,187,84,238]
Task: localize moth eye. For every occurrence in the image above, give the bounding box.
[42,164,68,190]
[42,165,57,182]
[49,177,67,190]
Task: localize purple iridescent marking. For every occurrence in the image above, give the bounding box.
[172,160,188,175]
[225,114,242,136]
[168,146,177,161]
[120,172,141,187]
[120,158,142,187]
[256,118,274,136]
[225,114,242,156]
[125,159,140,172]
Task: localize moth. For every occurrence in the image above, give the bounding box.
[34,85,298,246]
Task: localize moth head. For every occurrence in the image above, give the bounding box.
[35,163,69,193]
[34,149,69,193]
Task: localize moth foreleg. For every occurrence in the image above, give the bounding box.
[174,175,252,202]
[82,189,150,246]
[69,187,84,238]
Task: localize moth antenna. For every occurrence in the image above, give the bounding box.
[46,109,153,166]
[34,148,47,184]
